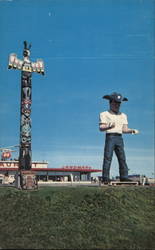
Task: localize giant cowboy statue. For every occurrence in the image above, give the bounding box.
[99,92,139,184]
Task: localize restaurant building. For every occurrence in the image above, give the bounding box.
[0,160,101,184]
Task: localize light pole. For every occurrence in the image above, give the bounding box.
[8,41,45,189]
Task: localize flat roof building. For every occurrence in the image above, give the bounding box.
[0,160,101,184]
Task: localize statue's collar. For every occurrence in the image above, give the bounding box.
[108,110,121,115]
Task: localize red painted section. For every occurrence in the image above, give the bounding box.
[0,167,101,173]
[0,161,101,173]
[32,168,101,172]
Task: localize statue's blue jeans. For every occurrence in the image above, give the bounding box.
[102,133,128,181]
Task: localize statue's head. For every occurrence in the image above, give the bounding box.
[102,92,128,114]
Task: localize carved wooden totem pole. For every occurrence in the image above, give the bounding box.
[8,41,45,189]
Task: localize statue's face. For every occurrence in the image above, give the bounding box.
[110,100,121,113]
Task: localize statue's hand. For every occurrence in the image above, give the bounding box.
[109,122,115,129]
[132,129,139,134]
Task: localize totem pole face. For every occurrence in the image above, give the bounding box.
[23,49,30,58]
[21,72,32,146]
[22,41,32,73]
[19,41,32,169]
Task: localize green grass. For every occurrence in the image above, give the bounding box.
[0,186,155,249]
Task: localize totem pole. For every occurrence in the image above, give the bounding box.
[8,41,45,189]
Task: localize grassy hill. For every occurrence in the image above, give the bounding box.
[0,186,154,249]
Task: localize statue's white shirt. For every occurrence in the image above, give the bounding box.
[99,110,128,134]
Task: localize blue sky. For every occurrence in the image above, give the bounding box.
[0,0,154,178]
